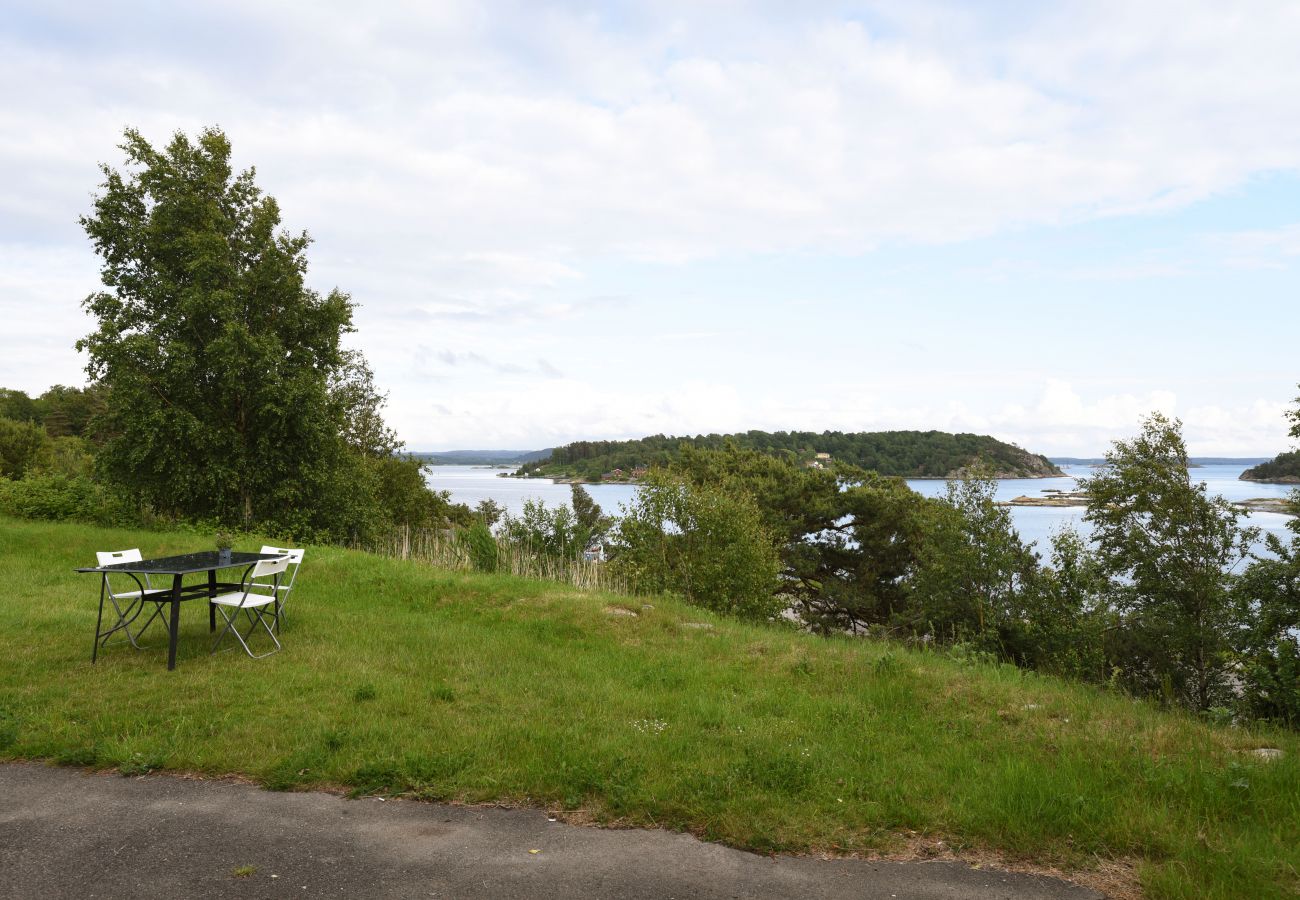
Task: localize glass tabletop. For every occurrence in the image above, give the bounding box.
[76,551,284,575]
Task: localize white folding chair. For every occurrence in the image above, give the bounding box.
[258,545,304,630]
[92,549,171,660]
[209,556,291,659]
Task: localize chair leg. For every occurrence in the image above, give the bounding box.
[211,605,281,659]
[131,602,167,645]
[94,593,150,659]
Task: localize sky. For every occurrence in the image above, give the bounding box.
[2,0,1298,456]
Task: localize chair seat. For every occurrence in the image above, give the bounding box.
[210,590,277,608]
[116,588,172,600]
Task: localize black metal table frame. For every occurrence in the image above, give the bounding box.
[77,552,284,670]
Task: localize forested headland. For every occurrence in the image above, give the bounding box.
[515,429,1063,481]
[1242,450,1300,483]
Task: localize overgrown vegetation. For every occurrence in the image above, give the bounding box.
[4,516,1299,899]
[516,429,1062,481]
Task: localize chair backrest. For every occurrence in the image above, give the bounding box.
[250,556,291,580]
[97,548,151,592]
[261,546,304,565]
[97,548,143,567]
[260,546,304,594]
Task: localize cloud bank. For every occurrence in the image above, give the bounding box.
[1,1,1297,453]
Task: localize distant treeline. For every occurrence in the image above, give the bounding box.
[414,449,552,466]
[517,430,1062,480]
[1242,450,1300,483]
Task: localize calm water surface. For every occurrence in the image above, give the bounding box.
[425,463,1295,553]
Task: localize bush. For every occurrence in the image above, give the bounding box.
[460,520,499,573]
[1234,534,1300,726]
[610,472,782,621]
[0,474,133,527]
[0,417,53,478]
[498,498,590,560]
[906,469,1040,653]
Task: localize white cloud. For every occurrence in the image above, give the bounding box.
[404,375,1292,457]
[3,2,1299,449]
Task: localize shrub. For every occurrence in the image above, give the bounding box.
[0,473,133,527]
[1234,534,1300,726]
[0,417,53,478]
[610,472,782,621]
[460,520,499,573]
[498,498,590,560]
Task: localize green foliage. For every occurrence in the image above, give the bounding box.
[0,386,105,439]
[1234,533,1300,726]
[49,436,95,478]
[474,498,505,528]
[460,520,500,573]
[1081,414,1256,712]
[1290,383,1300,443]
[908,469,1042,656]
[610,471,782,621]
[0,473,132,526]
[0,417,54,478]
[1024,528,1113,682]
[518,429,1060,481]
[35,385,106,439]
[570,483,611,544]
[668,445,928,632]
[1240,450,1300,483]
[0,389,39,423]
[499,498,591,561]
[367,453,471,532]
[78,127,357,533]
[74,127,458,541]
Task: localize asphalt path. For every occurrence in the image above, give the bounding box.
[0,763,1103,899]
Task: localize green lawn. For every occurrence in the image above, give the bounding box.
[2,516,1298,898]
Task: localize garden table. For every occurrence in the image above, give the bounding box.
[76,551,283,670]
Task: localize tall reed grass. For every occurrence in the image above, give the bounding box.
[359,524,630,594]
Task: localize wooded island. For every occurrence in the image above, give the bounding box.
[515,429,1063,482]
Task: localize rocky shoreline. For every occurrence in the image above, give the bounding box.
[1234,497,1297,515]
[998,490,1089,508]
[998,491,1295,517]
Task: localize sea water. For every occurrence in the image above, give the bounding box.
[424,463,1295,555]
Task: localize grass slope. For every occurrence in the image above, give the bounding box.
[1,516,1298,898]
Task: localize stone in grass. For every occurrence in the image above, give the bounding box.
[681,622,714,630]
[604,606,638,617]
[1252,748,1284,762]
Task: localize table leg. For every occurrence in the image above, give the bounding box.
[208,569,217,632]
[167,573,183,671]
[92,576,106,664]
